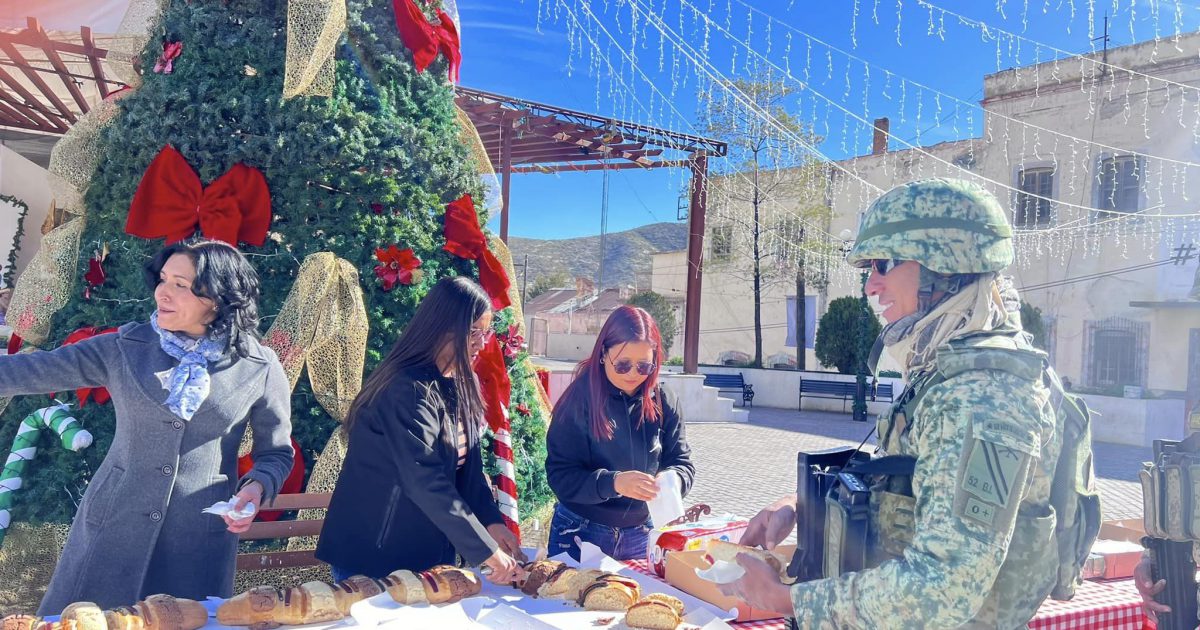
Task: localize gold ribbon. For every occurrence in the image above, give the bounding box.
[283,0,347,99]
[261,252,368,422]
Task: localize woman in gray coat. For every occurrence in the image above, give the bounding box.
[0,239,293,614]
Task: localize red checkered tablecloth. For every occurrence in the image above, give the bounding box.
[622,559,1145,629]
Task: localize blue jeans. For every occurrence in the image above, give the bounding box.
[330,565,353,583]
[547,503,650,561]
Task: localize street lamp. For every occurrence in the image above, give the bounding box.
[840,229,871,423]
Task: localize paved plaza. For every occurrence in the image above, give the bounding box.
[683,407,1148,527]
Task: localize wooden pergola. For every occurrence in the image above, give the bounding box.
[0,21,726,372]
[454,87,727,372]
[0,18,120,134]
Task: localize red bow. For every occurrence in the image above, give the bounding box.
[125,145,271,247]
[443,194,512,310]
[59,327,119,406]
[392,0,461,82]
[473,335,511,434]
[237,437,306,522]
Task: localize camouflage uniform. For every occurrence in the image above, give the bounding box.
[790,179,1064,628]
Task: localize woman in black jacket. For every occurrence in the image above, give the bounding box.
[545,305,695,561]
[315,277,524,585]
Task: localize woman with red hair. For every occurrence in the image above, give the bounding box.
[545,305,695,560]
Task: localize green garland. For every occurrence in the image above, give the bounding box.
[0,194,29,288]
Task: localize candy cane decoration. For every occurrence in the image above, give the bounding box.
[491,405,520,540]
[0,404,92,546]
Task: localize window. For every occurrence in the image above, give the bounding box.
[1084,317,1149,388]
[1015,167,1054,228]
[1097,156,1141,214]
[710,224,733,261]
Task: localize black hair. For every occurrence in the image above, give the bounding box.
[144,238,262,356]
[345,276,490,434]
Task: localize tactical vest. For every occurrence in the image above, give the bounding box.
[823,333,1102,602]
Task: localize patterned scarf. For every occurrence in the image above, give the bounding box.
[884,273,1024,377]
[150,311,228,420]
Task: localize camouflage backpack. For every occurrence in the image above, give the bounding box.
[929,334,1103,600]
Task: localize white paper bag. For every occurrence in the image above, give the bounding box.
[646,470,685,527]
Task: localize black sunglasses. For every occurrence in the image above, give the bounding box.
[868,259,903,276]
[609,357,656,376]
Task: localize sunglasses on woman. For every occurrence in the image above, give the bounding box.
[867,259,903,276]
[609,357,657,376]
[469,328,494,344]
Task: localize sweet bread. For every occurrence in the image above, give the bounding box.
[518,560,566,597]
[575,575,640,611]
[332,575,386,616]
[639,594,684,617]
[625,599,682,630]
[60,603,105,630]
[421,565,480,603]
[380,569,428,605]
[1,615,41,630]
[215,582,341,627]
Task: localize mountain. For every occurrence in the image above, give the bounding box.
[506,222,689,290]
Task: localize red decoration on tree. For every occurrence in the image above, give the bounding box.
[442,194,512,310]
[154,40,183,74]
[237,436,306,522]
[373,245,423,290]
[83,244,108,299]
[392,0,461,82]
[58,327,119,406]
[125,145,272,247]
[516,402,531,417]
[5,332,22,355]
[496,324,524,360]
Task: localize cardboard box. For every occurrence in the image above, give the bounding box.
[664,545,796,622]
[1099,518,1147,544]
[647,516,748,577]
[1083,538,1145,580]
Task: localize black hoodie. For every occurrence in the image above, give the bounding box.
[545,380,696,528]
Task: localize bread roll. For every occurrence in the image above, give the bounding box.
[640,593,684,617]
[705,540,787,574]
[424,565,481,602]
[561,568,607,601]
[332,575,385,616]
[575,579,639,611]
[518,560,565,597]
[216,582,341,627]
[1,614,42,630]
[535,565,578,599]
[102,609,145,630]
[625,600,682,630]
[135,595,208,630]
[60,603,105,630]
[380,570,428,605]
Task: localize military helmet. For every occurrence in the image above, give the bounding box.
[846,178,1014,275]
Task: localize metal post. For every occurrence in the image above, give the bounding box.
[683,152,708,374]
[521,254,529,305]
[500,118,513,243]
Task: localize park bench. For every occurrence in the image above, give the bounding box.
[702,372,754,407]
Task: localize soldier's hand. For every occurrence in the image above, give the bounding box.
[1133,555,1171,623]
[741,494,797,550]
[717,553,793,617]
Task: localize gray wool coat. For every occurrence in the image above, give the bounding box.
[0,322,293,615]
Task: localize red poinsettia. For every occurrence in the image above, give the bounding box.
[516,402,531,417]
[373,245,422,290]
[497,324,525,360]
[154,40,183,74]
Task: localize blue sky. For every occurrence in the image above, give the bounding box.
[457,0,1200,239]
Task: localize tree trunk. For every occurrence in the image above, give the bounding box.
[752,160,763,369]
[796,228,806,370]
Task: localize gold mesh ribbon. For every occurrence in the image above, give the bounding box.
[0,522,71,612]
[107,0,169,89]
[283,0,347,99]
[283,426,349,553]
[7,218,86,346]
[8,89,126,346]
[262,253,368,421]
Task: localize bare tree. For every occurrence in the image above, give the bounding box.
[700,74,832,368]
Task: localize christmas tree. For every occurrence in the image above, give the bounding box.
[0,0,550,605]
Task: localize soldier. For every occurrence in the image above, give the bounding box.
[721,178,1097,628]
